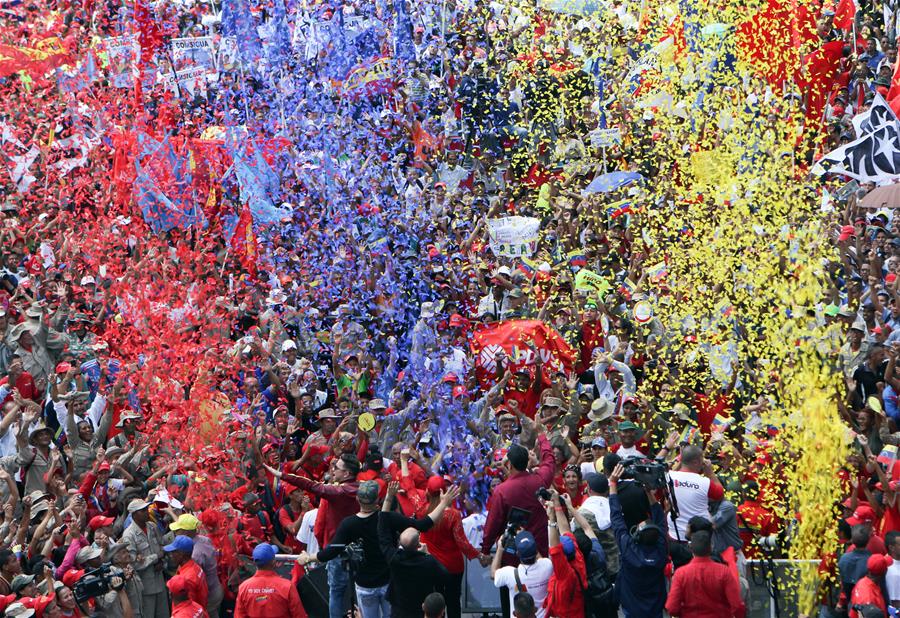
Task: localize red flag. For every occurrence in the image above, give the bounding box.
[470,320,575,388]
[231,205,258,277]
[0,37,70,78]
[798,40,845,124]
[735,0,817,84]
[833,0,857,31]
[135,0,163,63]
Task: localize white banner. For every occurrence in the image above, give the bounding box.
[487,217,541,257]
[590,127,622,148]
[171,36,217,73]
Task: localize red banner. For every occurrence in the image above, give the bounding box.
[470,320,575,387]
[0,37,70,78]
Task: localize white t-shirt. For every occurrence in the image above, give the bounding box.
[615,444,646,459]
[462,513,496,608]
[580,461,603,478]
[579,495,611,531]
[667,470,714,540]
[493,558,553,618]
[297,508,319,556]
[887,560,900,602]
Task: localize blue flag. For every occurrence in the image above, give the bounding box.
[134,133,206,234]
[221,0,263,68]
[229,132,289,225]
[393,0,416,63]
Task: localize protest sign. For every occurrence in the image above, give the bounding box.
[590,127,622,148]
[103,35,138,88]
[171,36,217,73]
[574,268,612,297]
[487,216,541,257]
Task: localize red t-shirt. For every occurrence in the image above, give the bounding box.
[545,533,587,617]
[737,500,778,559]
[505,386,542,419]
[578,320,604,373]
[694,392,733,436]
[177,559,208,609]
[0,372,36,402]
[849,576,887,618]
[421,508,480,574]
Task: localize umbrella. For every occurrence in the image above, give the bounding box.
[701,23,731,37]
[859,183,900,209]
[582,171,644,195]
[539,0,601,15]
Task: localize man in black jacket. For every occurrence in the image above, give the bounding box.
[383,526,449,618]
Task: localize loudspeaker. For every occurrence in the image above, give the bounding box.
[298,565,330,618]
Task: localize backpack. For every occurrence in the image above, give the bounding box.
[578,551,618,618]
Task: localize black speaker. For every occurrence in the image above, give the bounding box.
[298,565,331,618]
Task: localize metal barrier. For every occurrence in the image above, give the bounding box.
[459,557,823,617]
[461,559,502,615]
[744,559,822,618]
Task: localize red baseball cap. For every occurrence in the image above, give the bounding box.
[89,515,114,531]
[868,553,892,576]
[97,462,111,473]
[62,569,85,588]
[167,574,190,596]
[452,385,468,399]
[425,476,445,495]
[848,504,877,526]
[55,362,72,375]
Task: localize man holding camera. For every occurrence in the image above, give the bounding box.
[608,463,668,618]
[666,445,724,543]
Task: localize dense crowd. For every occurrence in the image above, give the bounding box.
[1,0,900,616]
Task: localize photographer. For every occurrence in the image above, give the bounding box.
[608,463,668,618]
[667,445,724,542]
[490,530,552,618]
[90,565,134,618]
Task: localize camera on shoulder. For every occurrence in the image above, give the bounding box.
[73,564,125,603]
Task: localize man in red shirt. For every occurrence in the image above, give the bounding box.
[481,424,556,561]
[237,493,273,554]
[163,536,208,609]
[848,505,888,555]
[848,554,890,618]
[235,543,303,618]
[0,355,36,402]
[665,530,745,618]
[266,453,359,618]
[737,481,779,559]
[169,574,209,618]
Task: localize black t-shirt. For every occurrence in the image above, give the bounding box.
[317,511,434,588]
[854,359,887,401]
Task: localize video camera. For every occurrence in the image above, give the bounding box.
[73,564,125,603]
[620,456,668,490]
[328,543,364,571]
[501,507,531,553]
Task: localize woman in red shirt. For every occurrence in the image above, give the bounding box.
[561,465,586,509]
[420,476,485,618]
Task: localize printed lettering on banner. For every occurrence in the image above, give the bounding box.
[103,35,138,88]
[590,127,621,148]
[171,36,217,74]
[487,216,541,257]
